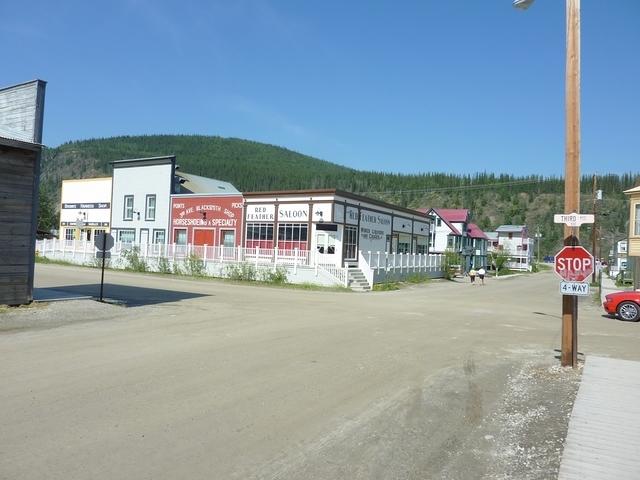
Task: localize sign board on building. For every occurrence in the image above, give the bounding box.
[245,204,275,221]
[553,212,594,227]
[173,197,243,228]
[392,217,413,234]
[554,246,594,282]
[559,281,590,296]
[359,210,392,253]
[345,206,359,225]
[311,203,333,223]
[277,204,309,222]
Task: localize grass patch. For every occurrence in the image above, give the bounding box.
[373,282,401,291]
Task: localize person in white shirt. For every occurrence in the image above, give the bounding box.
[478,267,486,285]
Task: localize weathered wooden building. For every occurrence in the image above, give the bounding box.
[0,80,46,305]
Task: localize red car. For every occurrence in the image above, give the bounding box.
[603,291,640,321]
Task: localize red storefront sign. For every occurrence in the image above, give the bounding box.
[171,195,243,246]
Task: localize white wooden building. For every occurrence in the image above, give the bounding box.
[59,177,112,243]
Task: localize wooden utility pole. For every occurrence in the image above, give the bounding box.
[591,174,598,284]
[562,0,581,368]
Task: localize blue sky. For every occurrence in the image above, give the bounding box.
[3,0,639,176]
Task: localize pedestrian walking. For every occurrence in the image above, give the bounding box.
[478,267,486,285]
[469,268,477,284]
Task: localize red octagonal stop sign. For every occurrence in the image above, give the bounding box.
[555,246,594,282]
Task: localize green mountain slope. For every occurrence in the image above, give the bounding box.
[40,134,639,257]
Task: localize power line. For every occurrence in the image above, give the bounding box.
[362,178,545,195]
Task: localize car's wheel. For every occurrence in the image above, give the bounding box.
[617,301,640,321]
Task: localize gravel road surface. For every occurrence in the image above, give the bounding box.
[1,265,638,479]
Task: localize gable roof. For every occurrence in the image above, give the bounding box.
[485,231,499,241]
[437,209,469,223]
[176,172,239,194]
[467,223,488,240]
[624,184,640,194]
[422,208,462,235]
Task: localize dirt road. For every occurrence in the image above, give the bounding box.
[1,265,638,479]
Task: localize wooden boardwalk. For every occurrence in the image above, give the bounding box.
[558,356,640,479]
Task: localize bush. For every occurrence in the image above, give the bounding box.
[156,256,171,274]
[259,265,288,284]
[122,247,148,272]
[172,261,183,276]
[225,262,257,281]
[184,253,206,277]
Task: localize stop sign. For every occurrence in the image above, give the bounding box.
[554,246,594,282]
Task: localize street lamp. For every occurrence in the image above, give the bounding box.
[535,229,542,264]
[514,0,581,368]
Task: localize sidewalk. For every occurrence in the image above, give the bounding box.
[558,356,640,480]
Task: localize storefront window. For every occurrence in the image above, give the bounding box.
[246,223,274,249]
[277,223,308,250]
[635,204,640,236]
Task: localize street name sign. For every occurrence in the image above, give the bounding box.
[554,246,594,282]
[553,212,594,227]
[560,281,590,296]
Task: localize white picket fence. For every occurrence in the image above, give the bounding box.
[35,239,445,288]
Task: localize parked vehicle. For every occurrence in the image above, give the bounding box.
[603,291,640,321]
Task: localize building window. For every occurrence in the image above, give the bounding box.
[145,195,156,221]
[174,229,187,245]
[118,229,135,243]
[447,237,455,248]
[437,218,442,227]
[635,204,640,236]
[344,226,357,260]
[153,229,165,244]
[508,232,513,239]
[397,234,411,254]
[277,223,308,250]
[123,195,134,221]
[246,223,274,249]
[65,228,75,241]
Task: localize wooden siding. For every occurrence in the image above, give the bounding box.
[0,80,46,143]
[0,144,39,305]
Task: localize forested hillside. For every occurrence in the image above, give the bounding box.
[39,134,639,257]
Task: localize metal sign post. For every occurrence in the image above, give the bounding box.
[94,233,114,302]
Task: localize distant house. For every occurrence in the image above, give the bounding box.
[467,223,488,269]
[609,239,628,278]
[493,225,534,271]
[422,208,487,270]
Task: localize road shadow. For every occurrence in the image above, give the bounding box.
[35,284,209,307]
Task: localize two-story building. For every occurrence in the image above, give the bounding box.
[423,208,487,271]
[493,224,534,271]
[59,177,112,243]
[110,156,239,245]
[624,184,640,288]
